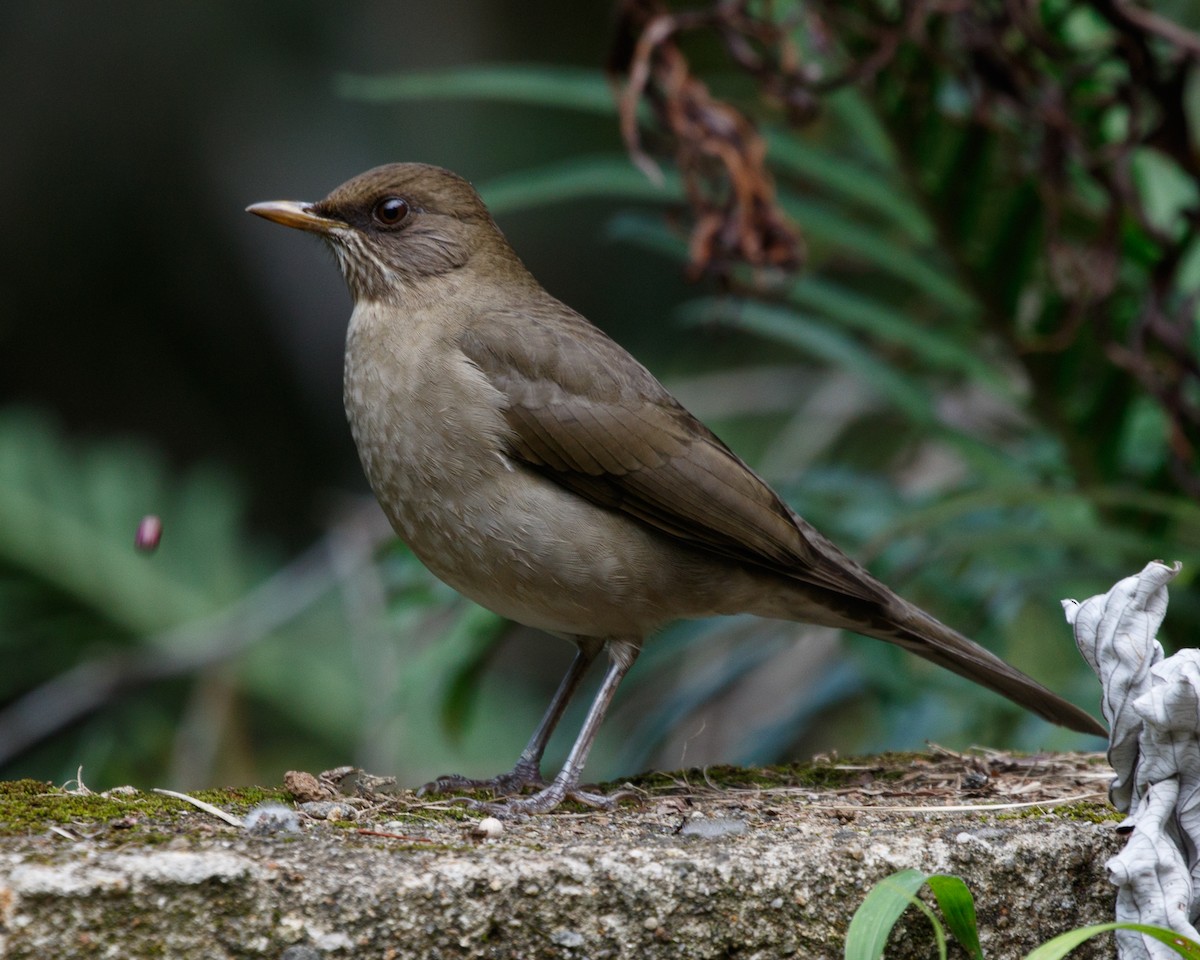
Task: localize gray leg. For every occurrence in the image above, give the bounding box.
[418,640,601,797]
[474,640,639,815]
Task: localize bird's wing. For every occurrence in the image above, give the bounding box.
[459,302,889,605]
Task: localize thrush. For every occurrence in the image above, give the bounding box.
[248,163,1104,814]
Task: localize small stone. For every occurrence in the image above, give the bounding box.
[471,817,504,840]
[280,947,323,960]
[679,817,747,839]
[298,801,356,822]
[550,929,585,948]
[956,831,994,849]
[284,771,334,804]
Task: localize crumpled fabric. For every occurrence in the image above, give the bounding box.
[1065,561,1197,957]
[1107,778,1200,958]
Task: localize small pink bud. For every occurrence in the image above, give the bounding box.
[135,515,162,552]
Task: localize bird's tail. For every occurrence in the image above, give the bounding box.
[869,603,1106,737]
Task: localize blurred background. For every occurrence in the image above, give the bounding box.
[1,0,1198,792]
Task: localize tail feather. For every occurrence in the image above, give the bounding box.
[874,605,1106,737]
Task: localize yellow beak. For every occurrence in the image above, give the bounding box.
[246,200,347,234]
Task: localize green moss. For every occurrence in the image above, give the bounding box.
[998,799,1123,824]
[0,780,153,834]
[0,779,291,837]
[191,786,293,811]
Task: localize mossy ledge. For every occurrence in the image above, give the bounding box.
[0,753,1121,959]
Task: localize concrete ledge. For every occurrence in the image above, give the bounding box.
[0,753,1124,959]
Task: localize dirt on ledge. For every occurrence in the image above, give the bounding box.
[0,749,1123,960]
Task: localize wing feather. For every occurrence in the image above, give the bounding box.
[459,301,889,604]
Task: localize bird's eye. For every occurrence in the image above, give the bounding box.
[372,196,409,226]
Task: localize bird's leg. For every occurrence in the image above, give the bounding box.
[417,640,601,798]
[470,640,639,816]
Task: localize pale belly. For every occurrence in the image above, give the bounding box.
[368,451,716,640]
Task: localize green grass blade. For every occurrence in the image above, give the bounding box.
[844,868,933,960]
[1025,922,1200,960]
[336,64,618,115]
[927,874,984,960]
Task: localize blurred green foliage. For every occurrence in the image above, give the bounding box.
[0,414,538,788]
[3,2,1198,789]
[338,2,1200,759]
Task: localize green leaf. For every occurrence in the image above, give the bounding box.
[680,298,935,423]
[1087,486,1200,543]
[844,868,936,960]
[1025,922,1200,960]
[336,64,619,115]
[926,874,984,960]
[975,181,1042,319]
[824,87,899,170]
[764,127,935,245]
[844,870,993,960]
[606,210,690,259]
[777,189,976,313]
[861,484,1185,563]
[479,156,682,217]
[908,894,950,960]
[786,276,1008,392]
[1131,147,1199,239]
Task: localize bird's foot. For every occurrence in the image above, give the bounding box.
[461,781,637,817]
[416,758,545,799]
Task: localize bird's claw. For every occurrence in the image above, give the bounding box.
[416,759,546,799]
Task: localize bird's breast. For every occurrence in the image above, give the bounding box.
[342,300,593,630]
[343,300,510,529]
[340,300,738,639]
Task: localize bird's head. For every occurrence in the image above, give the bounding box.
[248,163,522,303]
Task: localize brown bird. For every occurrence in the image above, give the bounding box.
[248,163,1104,814]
